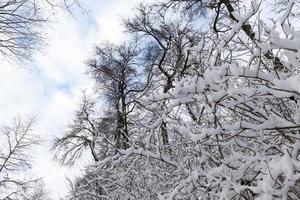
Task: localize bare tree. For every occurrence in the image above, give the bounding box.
[54,42,144,164]
[124,4,202,146]
[0,117,41,200]
[0,0,83,63]
[0,0,43,61]
[53,93,102,166]
[86,42,142,150]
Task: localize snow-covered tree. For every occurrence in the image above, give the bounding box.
[58,0,300,199]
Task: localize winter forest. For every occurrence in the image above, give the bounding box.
[1,0,300,199]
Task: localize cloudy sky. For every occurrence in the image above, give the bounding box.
[0,0,150,199]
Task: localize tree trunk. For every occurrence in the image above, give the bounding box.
[161,78,173,146]
[116,82,129,149]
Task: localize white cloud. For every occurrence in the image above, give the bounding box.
[91,0,151,43]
